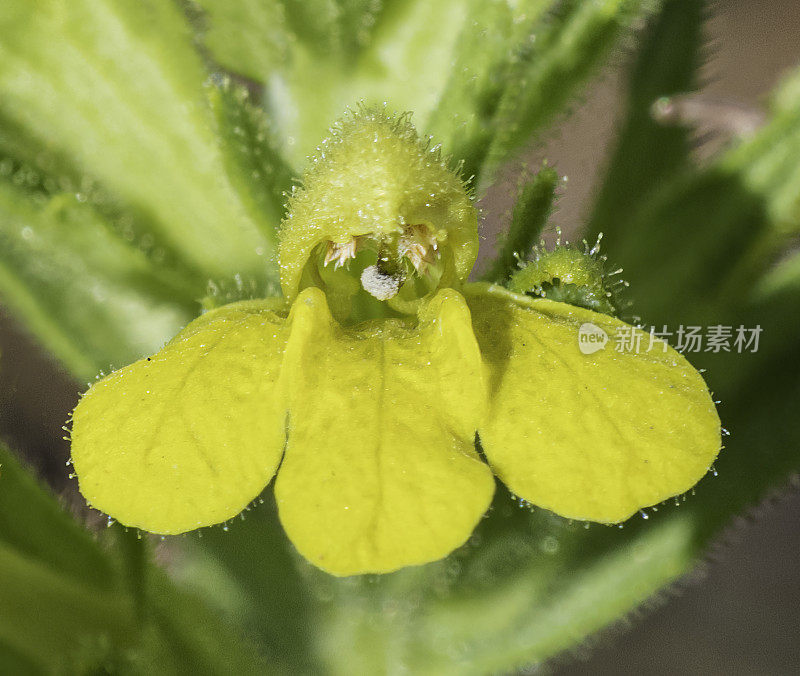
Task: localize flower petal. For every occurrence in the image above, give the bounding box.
[465,283,721,523]
[71,300,290,534]
[276,287,494,576]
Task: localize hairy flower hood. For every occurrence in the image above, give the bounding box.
[279,109,478,301]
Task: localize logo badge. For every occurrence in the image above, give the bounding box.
[578,322,608,354]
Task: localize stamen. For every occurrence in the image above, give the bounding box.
[398,225,439,272]
[321,226,441,302]
[324,238,360,269]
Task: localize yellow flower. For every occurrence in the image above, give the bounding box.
[70,110,720,576]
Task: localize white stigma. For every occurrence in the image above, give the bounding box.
[360,265,402,300]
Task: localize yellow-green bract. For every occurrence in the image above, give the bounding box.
[70,109,721,577]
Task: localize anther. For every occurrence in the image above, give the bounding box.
[324,238,360,269]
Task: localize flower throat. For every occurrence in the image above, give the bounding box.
[301,223,456,323]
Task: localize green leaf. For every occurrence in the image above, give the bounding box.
[195,0,392,76]
[0,541,137,671]
[142,572,271,676]
[313,499,702,675]
[722,67,800,232]
[482,165,559,283]
[264,0,476,166]
[479,0,655,186]
[0,111,87,196]
[0,0,279,280]
[0,639,38,676]
[589,0,703,234]
[193,0,289,81]
[0,443,116,590]
[0,443,137,669]
[593,64,800,323]
[0,181,196,379]
[428,0,655,187]
[114,525,150,623]
[196,0,649,188]
[563,0,800,656]
[177,497,322,673]
[280,0,380,58]
[0,0,302,378]
[422,0,549,184]
[208,78,295,254]
[0,442,270,672]
[333,0,391,58]
[199,0,527,171]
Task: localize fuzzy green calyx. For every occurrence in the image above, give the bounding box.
[508,237,626,316]
[279,108,477,319]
